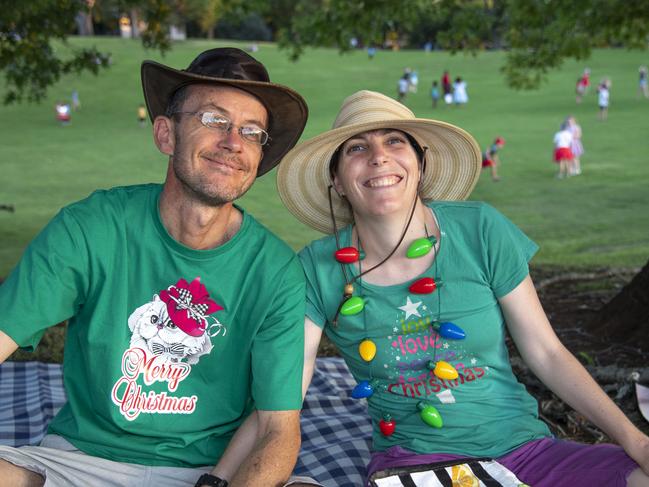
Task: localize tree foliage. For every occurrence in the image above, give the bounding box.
[0,0,174,104]
[269,0,649,89]
[2,0,649,104]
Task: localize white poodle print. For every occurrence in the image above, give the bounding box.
[127,295,213,365]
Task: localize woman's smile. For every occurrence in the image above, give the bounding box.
[364,174,403,188]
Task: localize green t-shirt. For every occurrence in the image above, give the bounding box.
[299,201,551,457]
[0,184,305,467]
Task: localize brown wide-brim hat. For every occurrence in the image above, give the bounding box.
[277,90,482,234]
[141,47,308,177]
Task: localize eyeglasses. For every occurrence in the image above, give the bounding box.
[173,112,269,146]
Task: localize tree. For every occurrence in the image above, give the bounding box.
[0,0,174,104]
[594,258,649,344]
[270,0,649,89]
[183,0,225,39]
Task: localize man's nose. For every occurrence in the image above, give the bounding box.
[218,126,243,152]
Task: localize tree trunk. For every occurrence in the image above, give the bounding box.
[130,9,140,39]
[592,257,649,342]
[75,11,94,36]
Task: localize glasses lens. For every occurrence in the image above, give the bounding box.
[241,126,268,145]
[202,113,230,131]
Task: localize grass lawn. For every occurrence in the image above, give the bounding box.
[1,37,648,278]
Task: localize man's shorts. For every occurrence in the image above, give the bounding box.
[0,435,322,487]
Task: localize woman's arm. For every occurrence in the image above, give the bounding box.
[499,275,649,474]
[303,317,324,398]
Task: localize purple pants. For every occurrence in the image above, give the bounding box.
[367,438,639,486]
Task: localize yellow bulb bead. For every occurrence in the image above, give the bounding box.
[434,361,459,380]
[359,339,377,362]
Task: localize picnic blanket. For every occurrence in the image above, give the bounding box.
[0,358,371,486]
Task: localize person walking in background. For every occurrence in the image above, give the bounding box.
[55,101,71,125]
[553,121,574,179]
[638,66,648,99]
[137,103,147,127]
[482,136,505,182]
[452,76,468,106]
[71,90,80,111]
[575,68,591,104]
[431,80,440,108]
[409,70,419,93]
[566,116,584,175]
[598,79,611,121]
[441,70,452,104]
[398,74,409,102]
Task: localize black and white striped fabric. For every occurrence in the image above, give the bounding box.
[369,458,526,487]
[0,358,371,487]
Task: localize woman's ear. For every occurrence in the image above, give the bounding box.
[332,174,346,197]
[153,116,175,156]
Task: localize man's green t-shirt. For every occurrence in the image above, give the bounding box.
[299,201,551,458]
[0,184,305,467]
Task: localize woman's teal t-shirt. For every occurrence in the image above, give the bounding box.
[299,201,552,457]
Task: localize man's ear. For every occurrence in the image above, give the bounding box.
[153,116,175,156]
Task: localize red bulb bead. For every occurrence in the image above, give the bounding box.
[379,414,396,436]
[335,247,360,263]
[409,277,437,294]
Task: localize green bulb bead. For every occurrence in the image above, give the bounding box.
[340,296,365,316]
[417,402,443,428]
[406,237,433,258]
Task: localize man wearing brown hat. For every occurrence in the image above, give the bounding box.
[0,48,316,487]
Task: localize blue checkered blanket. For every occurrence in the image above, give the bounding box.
[0,358,371,486]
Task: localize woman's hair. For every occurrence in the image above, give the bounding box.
[328,130,425,180]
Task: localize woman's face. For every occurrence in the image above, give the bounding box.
[333,129,421,220]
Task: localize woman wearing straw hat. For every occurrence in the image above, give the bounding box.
[277,91,649,486]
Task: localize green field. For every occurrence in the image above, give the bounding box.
[1,37,648,277]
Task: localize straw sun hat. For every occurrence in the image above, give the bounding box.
[276,90,482,234]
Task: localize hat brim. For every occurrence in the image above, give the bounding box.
[277,119,482,234]
[141,60,308,177]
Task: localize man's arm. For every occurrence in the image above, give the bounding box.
[0,330,18,363]
[224,409,301,487]
[208,318,323,484]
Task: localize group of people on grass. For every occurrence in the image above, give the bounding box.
[3,47,649,487]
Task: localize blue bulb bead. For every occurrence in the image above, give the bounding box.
[351,380,374,399]
[439,322,466,340]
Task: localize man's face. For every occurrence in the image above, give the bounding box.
[168,85,268,206]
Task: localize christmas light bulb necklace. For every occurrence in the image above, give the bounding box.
[326,184,467,436]
[352,229,468,434]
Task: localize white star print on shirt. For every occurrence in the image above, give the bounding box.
[399,296,422,319]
